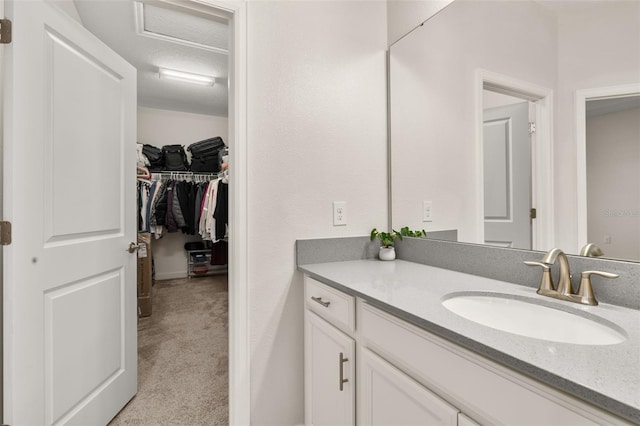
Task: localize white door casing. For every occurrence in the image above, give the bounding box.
[3,1,137,424]
[476,70,554,251]
[575,84,640,253]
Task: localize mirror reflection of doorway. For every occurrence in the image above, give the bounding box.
[585,95,640,261]
[482,90,533,249]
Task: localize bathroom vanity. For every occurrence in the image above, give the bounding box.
[299,257,639,425]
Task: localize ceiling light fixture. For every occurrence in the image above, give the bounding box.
[158,67,216,86]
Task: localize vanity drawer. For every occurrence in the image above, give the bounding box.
[305,277,355,333]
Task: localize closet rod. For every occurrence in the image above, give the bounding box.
[151,171,219,180]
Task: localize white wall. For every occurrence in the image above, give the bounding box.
[387,0,453,46]
[390,0,557,243]
[246,1,388,424]
[46,0,82,23]
[555,1,640,252]
[137,106,228,279]
[586,107,640,261]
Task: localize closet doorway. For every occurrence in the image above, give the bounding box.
[73,0,248,423]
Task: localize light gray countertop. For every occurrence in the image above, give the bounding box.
[298,259,640,423]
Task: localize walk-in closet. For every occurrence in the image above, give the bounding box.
[73,2,231,423]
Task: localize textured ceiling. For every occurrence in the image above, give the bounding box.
[74,0,229,117]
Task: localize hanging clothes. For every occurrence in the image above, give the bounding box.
[214,181,228,241]
[137,180,150,232]
[165,181,178,232]
[200,179,219,241]
[210,240,228,265]
[138,172,227,241]
[194,182,206,234]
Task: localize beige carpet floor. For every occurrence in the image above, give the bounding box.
[109,275,229,425]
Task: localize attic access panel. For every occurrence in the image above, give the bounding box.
[135,1,229,54]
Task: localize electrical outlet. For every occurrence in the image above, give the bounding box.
[423,201,433,222]
[333,201,347,226]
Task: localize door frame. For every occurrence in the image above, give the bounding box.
[196,1,249,424]
[575,83,640,251]
[475,69,554,251]
[0,0,4,421]
[0,0,250,424]
[116,1,251,421]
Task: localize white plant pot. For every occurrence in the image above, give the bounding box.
[379,246,396,261]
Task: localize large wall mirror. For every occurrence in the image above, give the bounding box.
[389,0,640,262]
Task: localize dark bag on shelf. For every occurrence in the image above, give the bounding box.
[184,241,206,251]
[162,144,189,171]
[190,155,220,173]
[142,144,164,171]
[187,137,225,159]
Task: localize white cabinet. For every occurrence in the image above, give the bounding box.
[304,274,631,425]
[358,300,630,426]
[305,310,355,426]
[358,347,458,425]
[305,277,355,333]
[304,275,468,426]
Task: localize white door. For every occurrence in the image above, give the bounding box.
[3,1,137,425]
[358,348,459,426]
[483,101,532,249]
[305,311,355,426]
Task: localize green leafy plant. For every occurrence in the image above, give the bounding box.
[370,228,402,248]
[370,227,428,248]
[399,226,427,238]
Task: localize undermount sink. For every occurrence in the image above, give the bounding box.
[442,293,626,345]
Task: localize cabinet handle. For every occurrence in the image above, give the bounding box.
[339,352,349,391]
[311,296,330,308]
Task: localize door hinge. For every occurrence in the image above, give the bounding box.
[0,221,12,245]
[530,208,537,220]
[0,19,12,44]
[528,121,536,134]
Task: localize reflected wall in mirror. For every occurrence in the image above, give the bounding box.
[578,91,640,262]
[389,0,640,261]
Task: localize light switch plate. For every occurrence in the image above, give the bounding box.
[423,201,433,222]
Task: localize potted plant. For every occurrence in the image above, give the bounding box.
[398,226,427,238]
[370,228,402,261]
[370,227,428,261]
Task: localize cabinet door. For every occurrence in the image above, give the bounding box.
[305,311,355,426]
[359,348,459,426]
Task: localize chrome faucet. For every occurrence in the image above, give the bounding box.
[525,247,619,306]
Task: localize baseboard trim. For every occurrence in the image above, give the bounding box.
[154,271,187,281]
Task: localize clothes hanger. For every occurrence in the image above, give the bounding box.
[136,166,151,181]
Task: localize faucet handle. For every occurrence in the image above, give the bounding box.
[576,270,620,306]
[524,261,555,293]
